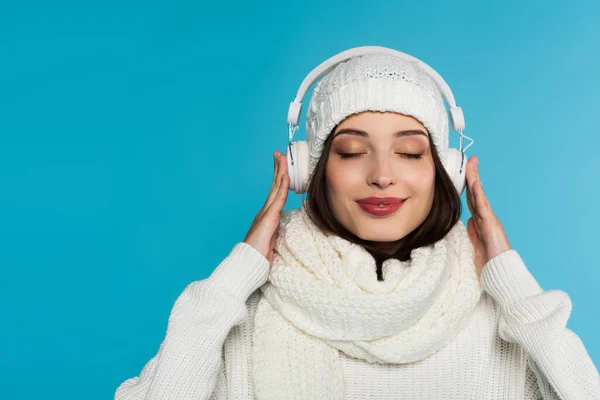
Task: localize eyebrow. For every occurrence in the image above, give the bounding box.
[333,128,428,139]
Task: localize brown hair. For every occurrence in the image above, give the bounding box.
[304,116,462,281]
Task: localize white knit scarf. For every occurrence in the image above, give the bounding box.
[252,202,482,399]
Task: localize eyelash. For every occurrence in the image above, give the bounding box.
[338,153,423,160]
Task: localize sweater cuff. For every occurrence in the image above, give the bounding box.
[209,242,271,301]
[480,249,543,308]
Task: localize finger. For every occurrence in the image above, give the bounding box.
[465,172,474,212]
[265,166,284,212]
[279,154,289,197]
[465,156,477,190]
[466,217,479,242]
[268,151,280,195]
[465,165,479,221]
[271,154,288,198]
[267,172,288,214]
[473,179,494,220]
[470,158,495,219]
[264,151,282,208]
[469,157,481,196]
[469,159,487,222]
[266,175,288,219]
[277,172,289,206]
[280,153,288,172]
[271,153,285,198]
[464,156,476,202]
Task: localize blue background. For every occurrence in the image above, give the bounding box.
[1,0,598,398]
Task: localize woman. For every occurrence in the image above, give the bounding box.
[114,51,600,399]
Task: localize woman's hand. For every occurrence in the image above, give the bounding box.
[244,150,289,264]
[465,156,512,277]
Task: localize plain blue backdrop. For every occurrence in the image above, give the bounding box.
[0,0,598,398]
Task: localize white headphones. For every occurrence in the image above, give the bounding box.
[285,46,474,196]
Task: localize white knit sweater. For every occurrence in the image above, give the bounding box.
[114,241,600,399]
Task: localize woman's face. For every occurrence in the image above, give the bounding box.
[326,111,436,242]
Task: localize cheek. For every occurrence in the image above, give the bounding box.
[326,160,365,192]
[401,161,436,192]
[411,164,435,182]
[406,164,435,192]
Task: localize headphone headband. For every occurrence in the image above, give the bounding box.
[286,45,465,132]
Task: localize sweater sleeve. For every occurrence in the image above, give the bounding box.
[114,242,270,400]
[480,249,600,400]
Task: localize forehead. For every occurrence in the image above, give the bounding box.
[335,111,427,133]
[333,111,429,141]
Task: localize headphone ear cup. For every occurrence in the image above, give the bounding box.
[285,140,310,194]
[443,147,467,197]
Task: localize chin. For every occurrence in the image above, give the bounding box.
[359,232,408,243]
[352,219,410,242]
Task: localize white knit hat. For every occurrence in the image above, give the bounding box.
[304,52,450,177]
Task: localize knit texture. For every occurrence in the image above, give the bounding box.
[252,201,482,399]
[305,52,450,178]
[114,220,600,399]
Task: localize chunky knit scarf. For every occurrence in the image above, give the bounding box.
[252,202,482,399]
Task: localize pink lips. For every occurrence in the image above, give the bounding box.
[356,197,407,217]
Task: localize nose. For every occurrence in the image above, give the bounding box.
[369,157,396,188]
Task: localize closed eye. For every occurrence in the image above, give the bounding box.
[338,153,364,160]
[400,153,423,160]
[339,153,423,160]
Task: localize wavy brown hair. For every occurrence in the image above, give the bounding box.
[304,116,462,281]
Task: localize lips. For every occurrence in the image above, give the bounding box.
[356,196,406,205]
[356,197,406,217]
